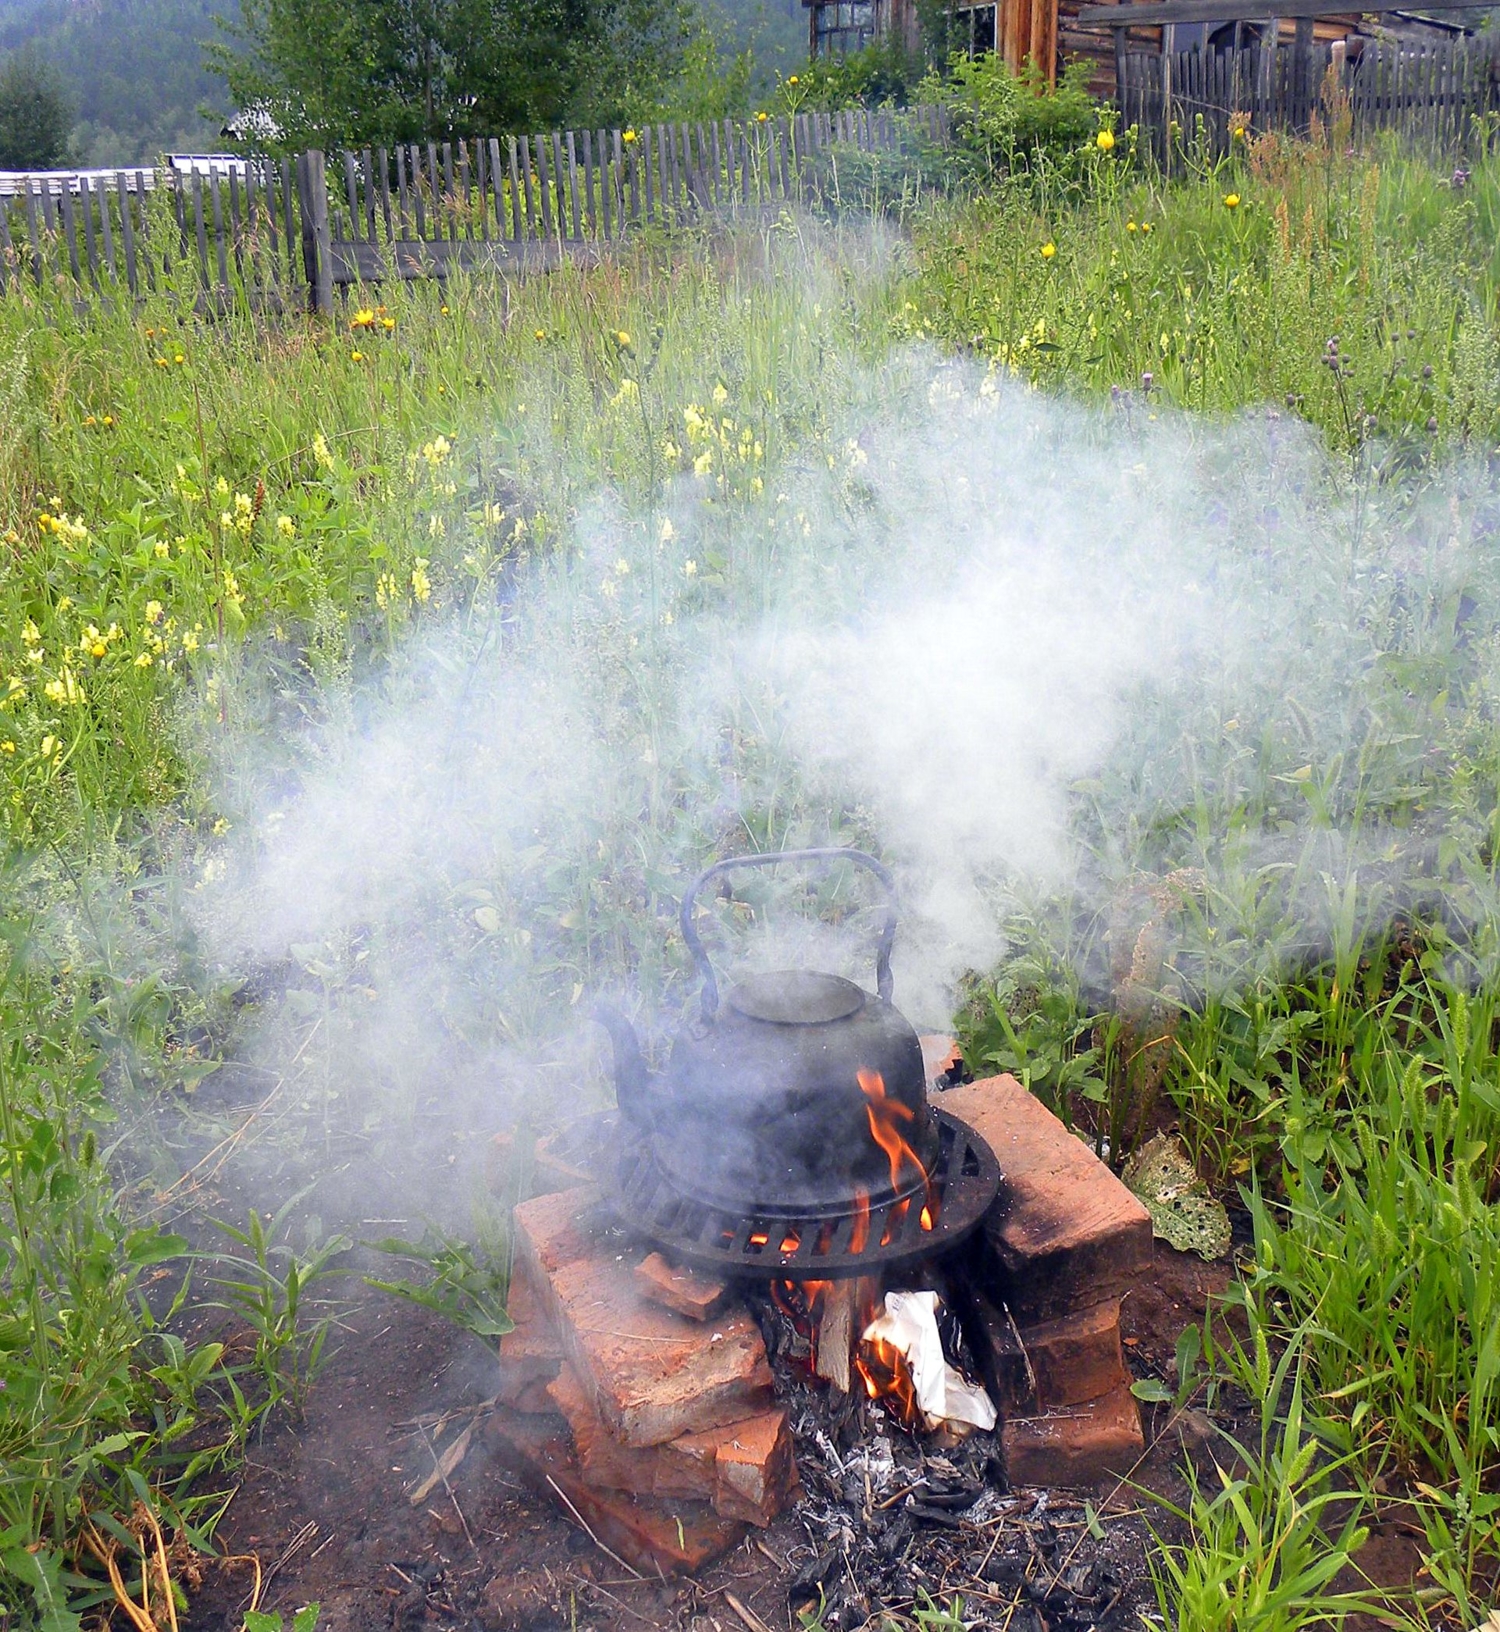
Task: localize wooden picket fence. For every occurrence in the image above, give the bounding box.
[0,106,948,312]
[1119,35,1500,161]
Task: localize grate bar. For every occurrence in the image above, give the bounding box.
[608,1108,999,1281]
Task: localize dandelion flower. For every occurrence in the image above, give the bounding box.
[381,316,395,330]
[351,307,376,329]
[1040,241,1056,259]
[1096,128,1115,151]
[1223,193,1241,208]
[174,353,185,365]
[623,129,637,144]
[1127,220,1137,231]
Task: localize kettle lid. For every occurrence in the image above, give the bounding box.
[725,970,867,1025]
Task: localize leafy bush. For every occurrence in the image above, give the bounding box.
[927,52,1102,174]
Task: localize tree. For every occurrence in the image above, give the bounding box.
[208,0,706,150]
[0,45,73,169]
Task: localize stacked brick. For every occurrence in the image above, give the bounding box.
[940,1073,1151,1488]
[487,1184,798,1575]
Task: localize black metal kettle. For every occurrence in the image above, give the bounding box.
[595,848,936,1219]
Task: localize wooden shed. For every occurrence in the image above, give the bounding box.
[805,0,1480,98]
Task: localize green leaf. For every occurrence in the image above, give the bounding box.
[1,1539,84,1632]
[1130,1377,1173,1403]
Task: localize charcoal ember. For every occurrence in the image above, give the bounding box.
[908,1501,965,1529]
[839,1469,867,1510]
[787,1549,840,1616]
[878,1511,913,1563]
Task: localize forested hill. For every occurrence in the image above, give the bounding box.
[0,0,804,170]
[0,0,228,165]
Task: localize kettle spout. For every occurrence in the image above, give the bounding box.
[592,1003,656,1128]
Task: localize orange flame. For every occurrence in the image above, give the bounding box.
[856,1068,937,1224]
[855,1332,922,1426]
[850,1191,871,1255]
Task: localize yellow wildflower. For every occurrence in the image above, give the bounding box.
[145,600,163,625]
[44,667,84,706]
[421,435,453,467]
[1040,242,1056,259]
[313,432,335,470]
[351,350,364,362]
[381,316,395,330]
[1223,193,1241,209]
[277,514,296,538]
[694,451,713,476]
[154,539,170,559]
[616,330,631,348]
[22,620,38,644]
[623,129,637,144]
[351,307,377,329]
[1096,128,1115,151]
[135,652,153,667]
[40,734,58,759]
[0,741,13,753]
[411,558,432,603]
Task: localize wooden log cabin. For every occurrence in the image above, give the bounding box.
[804,0,1481,97]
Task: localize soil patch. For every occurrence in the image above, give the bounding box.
[183,1239,1237,1631]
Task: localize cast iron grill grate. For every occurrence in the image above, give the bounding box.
[609,1107,1000,1281]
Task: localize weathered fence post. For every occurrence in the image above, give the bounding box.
[297,150,334,315]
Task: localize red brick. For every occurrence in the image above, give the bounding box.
[512,1186,773,1447]
[495,1269,562,1413]
[483,1408,748,1575]
[547,1364,795,1528]
[635,1252,730,1322]
[942,1074,1151,1322]
[709,1410,798,1527]
[1001,1383,1145,1489]
[1018,1299,1128,1409]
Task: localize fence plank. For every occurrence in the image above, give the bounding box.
[79,177,99,285]
[0,201,13,292]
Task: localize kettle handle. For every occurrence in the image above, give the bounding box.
[679,847,897,1020]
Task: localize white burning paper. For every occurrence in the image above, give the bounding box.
[862,1290,997,1434]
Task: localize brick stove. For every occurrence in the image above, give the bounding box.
[485,1059,1151,1578]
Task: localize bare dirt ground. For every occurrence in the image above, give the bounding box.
[181,1241,1239,1632]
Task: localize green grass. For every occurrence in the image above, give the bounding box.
[5,127,1500,1629]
